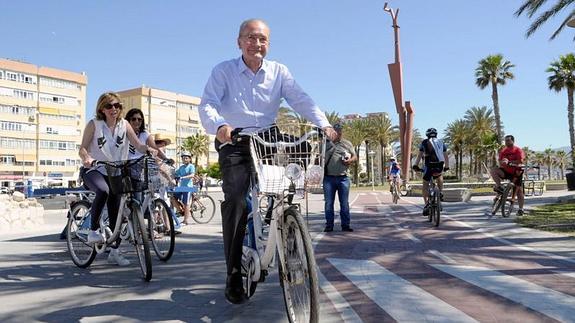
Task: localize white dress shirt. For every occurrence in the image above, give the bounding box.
[199,57,330,134]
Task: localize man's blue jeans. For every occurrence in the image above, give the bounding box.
[323,175,351,229]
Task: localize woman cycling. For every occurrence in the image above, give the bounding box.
[78,92,157,266]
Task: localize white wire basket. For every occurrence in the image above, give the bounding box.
[245,123,326,195]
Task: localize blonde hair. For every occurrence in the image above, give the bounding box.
[95,92,123,121]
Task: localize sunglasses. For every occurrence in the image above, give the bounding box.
[104,102,123,110]
[130,117,143,122]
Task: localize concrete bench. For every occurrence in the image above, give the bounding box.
[523,180,544,196]
[442,188,472,202]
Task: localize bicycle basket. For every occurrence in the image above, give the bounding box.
[248,123,326,195]
[147,158,162,193]
[104,156,149,195]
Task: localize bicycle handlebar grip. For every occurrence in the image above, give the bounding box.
[230,128,244,144]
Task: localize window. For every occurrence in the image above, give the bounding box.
[14,90,34,100]
[6,72,17,81]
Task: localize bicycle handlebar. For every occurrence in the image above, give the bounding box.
[219,126,322,149]
[90,153,149,168]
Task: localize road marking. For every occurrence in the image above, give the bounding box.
[312,232,325,250]
[318,270,364,323]
[428,250,456,264]
[328,258,477,323]
[433,264,575,322]
[554,270,575,279]
[404,199,575,265]
[450,217,575,265]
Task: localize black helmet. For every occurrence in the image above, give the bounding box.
[425,128,438,138]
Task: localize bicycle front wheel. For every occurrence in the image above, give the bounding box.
[500,184,514,218]
[191,194,216,224]
[149,198,176,261]
[279,207,320,323]
[399,184,409,196]
[66,200,96,268]
[131,204,153,281]
[491,193,504,215]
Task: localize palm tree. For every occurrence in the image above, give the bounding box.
[543,148,555,179]
[534,152,545,179]
[343,118,368,186]
[515,0,575,40]
[555,150,569,179]
[325,110,341,126]
[444,119,469,180]
[181,133,209,168]
[366,114,397,183]
[522,146,534,165]
[547,53,575,168]
[464,106,496,174]
[475,54,515,143]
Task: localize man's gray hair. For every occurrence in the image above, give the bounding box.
[238,19,269,37]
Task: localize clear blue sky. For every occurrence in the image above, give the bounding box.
[2,0,572,151]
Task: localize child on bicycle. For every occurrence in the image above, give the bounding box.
[490,135,526,216]
[174,151,195,225]
[387,157,401,192]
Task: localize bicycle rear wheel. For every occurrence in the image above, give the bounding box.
[149,198,176,261]
[392,185,399,204]
[131,204,153,281]
[279,207,320,323]
[191,194,216,224]
[66,200,96,268]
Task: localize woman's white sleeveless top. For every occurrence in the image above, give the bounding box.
[88,119,130,175]
[129,131,149,159]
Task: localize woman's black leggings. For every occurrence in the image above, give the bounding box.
[82,170,122,231]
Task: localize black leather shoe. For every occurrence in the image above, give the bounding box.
[225,274,247,304]
[341,226,354,232]
[323,227,333,232]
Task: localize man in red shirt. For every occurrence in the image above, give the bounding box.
[490,135,526,216]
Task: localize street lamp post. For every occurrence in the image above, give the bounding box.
[369,150,376,191]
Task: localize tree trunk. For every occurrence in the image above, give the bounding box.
[469,150,473,176]
[459,149,463,180]
[354,146,360,186]
[455,149,460,180]
[365,140,371,180]
[568,88,575,169]
[491,80,502,143]
[381,143,387,185]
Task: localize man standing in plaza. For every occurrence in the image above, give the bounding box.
[323,123,356,232]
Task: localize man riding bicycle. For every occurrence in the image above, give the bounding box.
[387,157,401,192]
[412,128,449,216]
[198,19,337,304]
[490,134,526,216]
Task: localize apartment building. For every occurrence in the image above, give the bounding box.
[0,58,87,184]
[116,86,217,168]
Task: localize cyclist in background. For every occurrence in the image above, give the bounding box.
[174,151,195,225]
[490,134,526,216]
[412,128,449,216]
[387,157,401,192]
